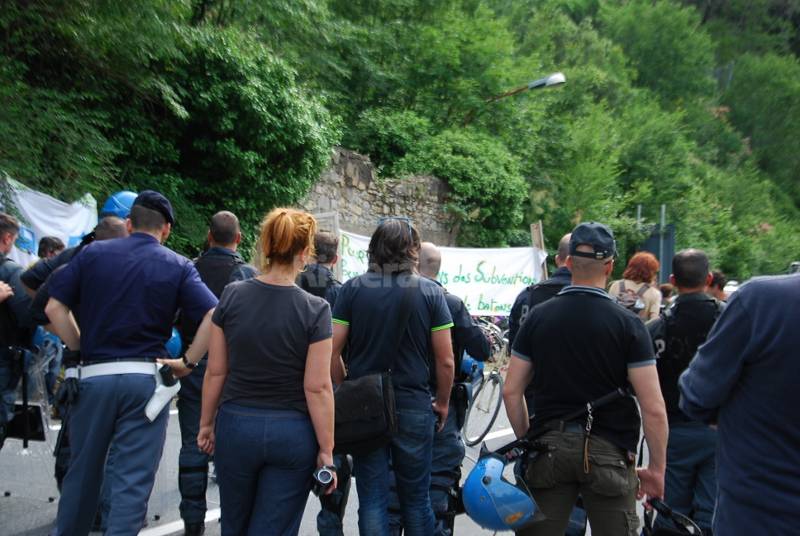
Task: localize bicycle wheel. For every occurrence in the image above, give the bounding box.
[462,372,504,446]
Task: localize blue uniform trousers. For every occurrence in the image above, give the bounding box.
[55,373,169,536]
[177,359,210,524]
[654,423,717,532]
[430,403,464,536]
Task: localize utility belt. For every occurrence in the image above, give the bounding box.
[69,359,158,380]
[64,358,178,422]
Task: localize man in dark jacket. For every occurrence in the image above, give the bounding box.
[0,213,34,450]
[415,241,490,535]
[507,233,571,352]
[680,273,800,535]
[648,249,723,535]
[297,231,341,306]
[298,231,353,536]
[177,211,255,536]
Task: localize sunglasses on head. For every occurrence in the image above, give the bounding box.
[377,216,414,242]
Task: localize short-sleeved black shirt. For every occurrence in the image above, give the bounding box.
[332,272,453,411]
[512,285,655,453]
[212,278,332,413]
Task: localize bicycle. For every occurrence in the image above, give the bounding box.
[461,318,508,447]
[462,367,503,446]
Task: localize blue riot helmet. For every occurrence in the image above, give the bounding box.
[100,190,137,219]
[460,354,484,379]
[165,328,182,359]
[463,449,543,531]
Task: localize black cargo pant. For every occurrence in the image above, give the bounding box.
[517,431,639,536]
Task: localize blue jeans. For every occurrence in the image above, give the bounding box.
[389,402,464,535]
[353,407,435,536]
[214,403,317,536]
[55,373,169,536]
[177,359,210,524]
[655,423,717,531]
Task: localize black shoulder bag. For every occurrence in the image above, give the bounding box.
[333,281,415,456]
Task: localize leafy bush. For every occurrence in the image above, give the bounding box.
[394,129,527,247]
[345,109,432,171]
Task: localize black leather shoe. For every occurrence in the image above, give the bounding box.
[184,522,205,536]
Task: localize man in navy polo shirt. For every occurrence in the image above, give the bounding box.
[46,190,218,536]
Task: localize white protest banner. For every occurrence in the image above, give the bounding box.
[338,230,548,316]
[1,176,98,266]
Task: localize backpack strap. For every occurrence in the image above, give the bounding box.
[636,283,649,297]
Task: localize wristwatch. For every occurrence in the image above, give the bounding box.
[181,355,196,369]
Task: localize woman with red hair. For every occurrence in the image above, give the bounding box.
[609,251,662,321]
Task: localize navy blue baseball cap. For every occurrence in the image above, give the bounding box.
[132,190,175,225]
[569,222,616,260]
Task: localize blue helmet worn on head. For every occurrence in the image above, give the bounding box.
[165,328,182,359]
[100,190,138,219]
[463,451,542,531]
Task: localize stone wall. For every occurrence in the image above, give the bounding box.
[299,147,457,245]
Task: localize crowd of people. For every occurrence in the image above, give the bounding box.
[0,188,798,536]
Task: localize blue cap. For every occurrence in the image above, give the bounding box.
[569,222,616,260]
[133,190,175,225]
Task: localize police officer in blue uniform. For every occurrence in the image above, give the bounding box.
[176,210,255,536]
[46,191,218,536]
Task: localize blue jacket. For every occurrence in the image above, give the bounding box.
[680,274,800,520]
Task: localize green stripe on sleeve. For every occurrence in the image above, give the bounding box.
[431,322,454,332]
[332,318,350,326]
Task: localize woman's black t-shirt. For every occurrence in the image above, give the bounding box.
[212,278,332,413]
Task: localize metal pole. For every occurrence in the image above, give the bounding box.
[659,204,666,283]
[636,204,642,229]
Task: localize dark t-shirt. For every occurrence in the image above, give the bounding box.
[508,267,572,353]
[332,272,453,411]
[512,285,655,453]
[212,279,332,413]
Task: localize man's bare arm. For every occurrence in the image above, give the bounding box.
[629,364,668,500]
[44,297,80,350]
[503,356,535,438]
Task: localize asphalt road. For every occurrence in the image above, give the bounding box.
[0,400,518,536]
[1,397,645,535]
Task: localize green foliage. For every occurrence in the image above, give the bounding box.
[345,109,433,171]
[394,129,527,247]
[168,30,338,248]
[1,0,799,278]
[600,0,716,104]
[0,1,336,256]
[722,53,800,205]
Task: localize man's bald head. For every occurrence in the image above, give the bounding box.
[209,211,241,249]
[95,216,128,240]
[555,233,571,267]
[419,241,442,279]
